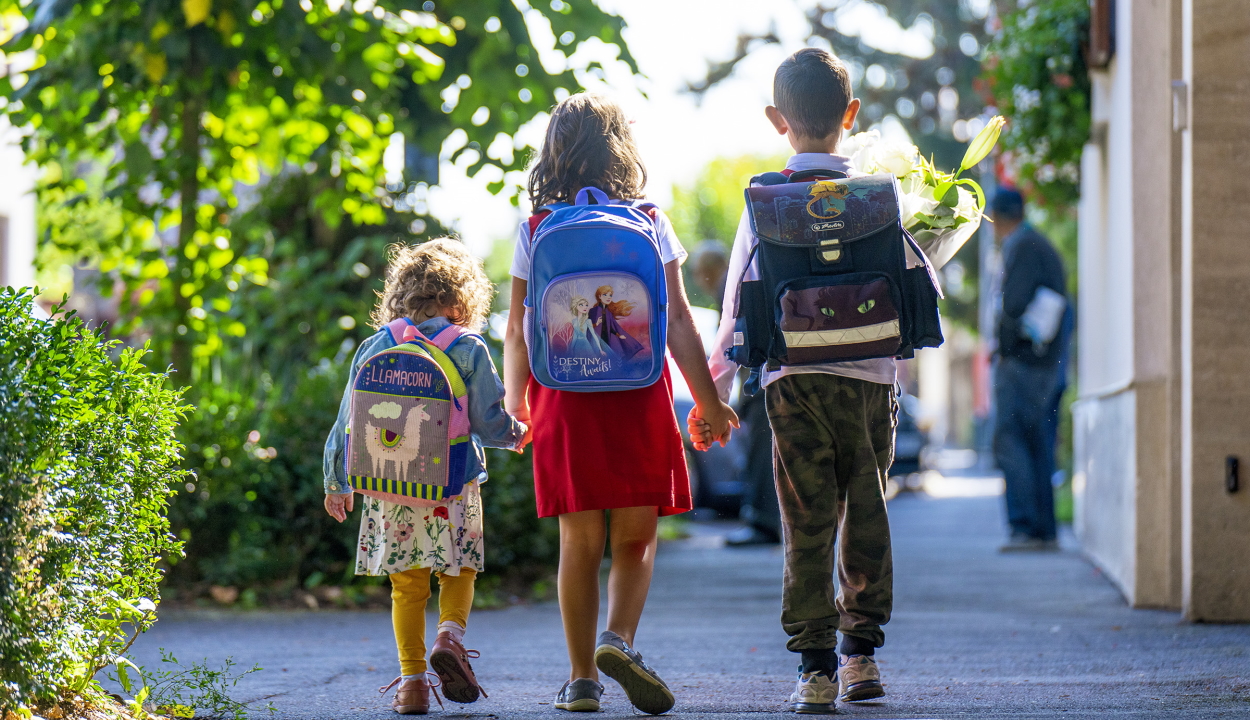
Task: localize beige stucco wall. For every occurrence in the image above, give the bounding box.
[1074,0,1181,609]
[1180,0,1250,621]
[0,119,36,289]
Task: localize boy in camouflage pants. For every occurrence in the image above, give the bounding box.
[699,48,897,714]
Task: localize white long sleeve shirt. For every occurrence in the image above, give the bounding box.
[708,153,898,402]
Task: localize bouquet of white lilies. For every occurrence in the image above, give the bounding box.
[841,116,1006,270]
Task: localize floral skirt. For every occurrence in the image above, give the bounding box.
[354,481,484,576]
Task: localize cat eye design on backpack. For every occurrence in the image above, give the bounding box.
[776,272,903,364]
[344,319,476,507]
[525,186,668,392]
[731,170,944,370]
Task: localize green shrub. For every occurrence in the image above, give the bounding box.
[0,287,187,712]
[169,363,359,590]
[169,330,559,599]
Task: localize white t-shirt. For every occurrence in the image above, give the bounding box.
[509,201,688,281]
[707,152,898,400]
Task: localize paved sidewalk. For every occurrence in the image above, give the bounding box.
[125,478,1250,718]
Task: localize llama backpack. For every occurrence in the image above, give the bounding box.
[525,186,668,392]
[344,319,475,506]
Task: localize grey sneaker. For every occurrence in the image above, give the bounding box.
[837,654,884,702]
[999,533,1060,553]
[593,630,675,715]
[554,678,603,712]
[789,670,838,714]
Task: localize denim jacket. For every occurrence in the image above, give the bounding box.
[322,316,526,494]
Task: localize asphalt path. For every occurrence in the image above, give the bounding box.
[121,476,1250,719]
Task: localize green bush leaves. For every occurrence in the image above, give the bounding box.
[0,288,188,711]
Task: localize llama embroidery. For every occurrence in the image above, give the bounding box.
[364,403,432,483]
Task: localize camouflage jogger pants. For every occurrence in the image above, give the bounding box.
[765,373,896,652]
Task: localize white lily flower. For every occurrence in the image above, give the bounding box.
[954,186,979,222]
[874,141,920,177]
[840,130,881,174]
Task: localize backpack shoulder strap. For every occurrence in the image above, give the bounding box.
[385,317,418,344]
[526,209,553,238]
[428,324,482,353]
[633,201,659,220]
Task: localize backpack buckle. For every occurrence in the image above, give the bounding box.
[818,238,842,264]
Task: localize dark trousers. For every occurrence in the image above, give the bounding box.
[766,374,896,652]
[738,390,780,536]
[992,357,1064,541]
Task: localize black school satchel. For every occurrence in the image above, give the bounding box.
[728,169,945,370]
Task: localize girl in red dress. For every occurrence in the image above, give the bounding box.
[504,94,737,714]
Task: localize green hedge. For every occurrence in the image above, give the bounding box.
[0,287,187,712]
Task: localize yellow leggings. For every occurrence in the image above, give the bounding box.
[390,567,476,675]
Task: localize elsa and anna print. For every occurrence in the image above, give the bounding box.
[549,280,649,382]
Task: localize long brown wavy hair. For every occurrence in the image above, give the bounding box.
[527,93,647,208]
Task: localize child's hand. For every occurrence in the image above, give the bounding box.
[689,402,739,450]
[515,420,532,453]
[324,492,354,523]
[686,411,713,451]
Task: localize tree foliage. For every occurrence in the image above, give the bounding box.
[0,0,635,382]
[687,0,999,167]
[0,288,187,711]
[983,0,1090,206]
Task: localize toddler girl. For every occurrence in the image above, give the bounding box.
[323,239,528,714]
[503,93,736,714]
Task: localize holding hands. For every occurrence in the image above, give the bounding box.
[687,400,738,452]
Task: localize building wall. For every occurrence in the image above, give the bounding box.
[1073,5,1144,602]
[1181,0,1250,621]
[1078,0,1250,619]
[0,119,36,289]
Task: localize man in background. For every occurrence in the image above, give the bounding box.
[991,188,1071,552]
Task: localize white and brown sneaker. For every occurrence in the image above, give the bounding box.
[429,631,487,703]
[836,654,884,702]
[789,670,838,714]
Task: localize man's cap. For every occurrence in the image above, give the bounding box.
[991,186,1025,220]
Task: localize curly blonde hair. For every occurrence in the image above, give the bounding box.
[370,238,494,331]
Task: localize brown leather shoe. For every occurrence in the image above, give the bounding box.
[380,674,443,715]
[429,631,487,703]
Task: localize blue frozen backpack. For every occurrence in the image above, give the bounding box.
[525,186,668,392]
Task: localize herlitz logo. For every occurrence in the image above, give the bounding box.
[810,221,845,232]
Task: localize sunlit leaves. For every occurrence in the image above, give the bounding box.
[983,0,1090,205]
[0,288,188,706]
[2,0,637,388]
[183,0,212,28]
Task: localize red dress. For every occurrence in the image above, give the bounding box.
[528,366,690,518]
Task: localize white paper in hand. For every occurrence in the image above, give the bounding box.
[1020,285,1067,353]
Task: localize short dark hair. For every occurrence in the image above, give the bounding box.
[991,187,1026,221]
[774,48,854,139]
